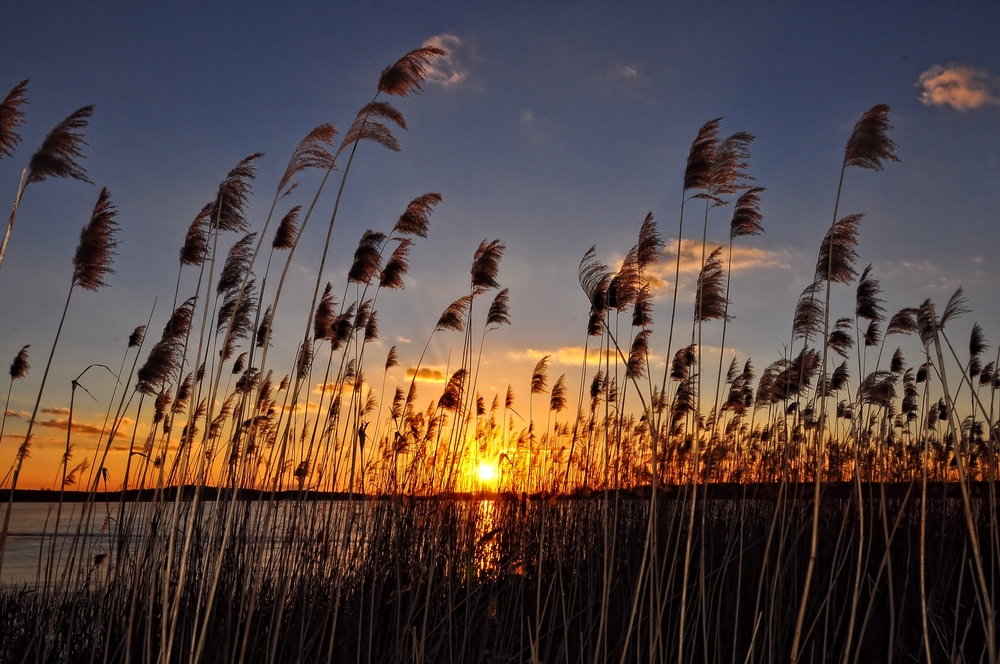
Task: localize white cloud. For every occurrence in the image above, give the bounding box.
[642,239,789,295]
[422,34,467,88]
[618,65,638,79]
[917,64,1000,111]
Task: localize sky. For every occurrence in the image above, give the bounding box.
[1,1,998,488]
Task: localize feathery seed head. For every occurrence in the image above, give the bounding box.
[212,153,262,233]
[844,104,899,171]
[394,192,441,237]
[0,80,29,159]
[272,205,300,250]
[278,124,337,193]
[27,105,93,185]
[9,345,29,380]
[730,187,766,239]
[73,187,119,291]
[684,118,722,192]
[378,46,447,97]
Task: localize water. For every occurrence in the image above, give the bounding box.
[0,498,378,586]
[1,501,120,586]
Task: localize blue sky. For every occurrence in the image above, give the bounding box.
[1,1,999,485]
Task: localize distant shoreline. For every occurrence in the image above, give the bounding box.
[1,481,990,503]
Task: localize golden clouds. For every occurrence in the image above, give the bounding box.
[918,64,999,111]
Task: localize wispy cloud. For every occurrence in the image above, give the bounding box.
[42,406,71,415]
[641,239,788,294]
[617,65,639,79]
[917,64,1000,111]
[512,347,615,366]
[422,34,467,88]
[36,418,105,436]
[405,367,446,382]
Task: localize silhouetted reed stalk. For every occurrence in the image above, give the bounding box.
[791,105,899,663]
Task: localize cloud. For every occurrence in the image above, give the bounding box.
[5,410,18,418]
[917,64,1000,111]
[511,347,615,366]
[639,240,788,294]
[395,336,412,344]
[421,34,467,88]
[42,406,71,415]
[617,65,638,79]
[36,418,105,436]
[405,367,446,382]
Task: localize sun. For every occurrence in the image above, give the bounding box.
[476,462,498,484]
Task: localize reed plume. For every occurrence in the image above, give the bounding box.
[218,279,256,361]
[486,288,511,328]
[815,213,862,284]
[0,345,29,455]
[730,187,765,239]
[72,187,119,290]
[378,45,448,97]
[670,345,697,382]
[701,131,754,204]
[436,296,471,332]
[438,369,467,411]
[9,345,29,380]
[632,284,653,327]
[314,283,337,340]
[136,298,195,394]
[296,341,313,380]
[128,325,146,348]
[26,105,93,184]
[627,330,651,379]
[172,373,193,414]
[855,264,885,322]
[364,310,378,341]
[683,118,722,192]
[217,233,256,299]
[256,307,272,348]
[550,375,567,412]
[608,248,640,311]
[338,101,406,157]
[380,238,412,290]
[531,356,550,394]
[862,320,881,347]
[393,192,442,237]
[180,204,213,266]
[636,212,661,271]
[212,153,262,233]
[347,230,386,283]
[844,104,900,171]
[828,317,854,359]
[0,80,28,159]
[471,239,505,293]
[694,247,728,322]
[886,307,919,336]
[385,346,399,370]
[271,206,300,250]
[277,124,337,193]
[579,247,611,335]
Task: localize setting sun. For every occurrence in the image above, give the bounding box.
[476,462,498,484]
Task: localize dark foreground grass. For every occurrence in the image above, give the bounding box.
[1,486,995,663]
